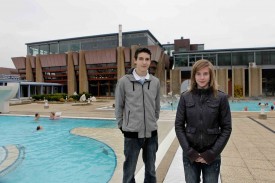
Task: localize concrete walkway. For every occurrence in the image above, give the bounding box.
[1,101,275,182]
[220,113,275,183]
[164,112,275,183]
[0,145,23,176]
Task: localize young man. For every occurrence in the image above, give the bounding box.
[115,47,160,183]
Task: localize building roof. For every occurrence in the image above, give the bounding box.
[174,46,275,54]
[19,81,63,86]
[25,30,162,47]
[0,80,63,86]
[0,67,18,74]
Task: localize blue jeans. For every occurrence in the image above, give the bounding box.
[123,136,158,183]
[183,153,221,183]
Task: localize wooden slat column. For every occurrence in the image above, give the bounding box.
[79,51,88,93]
[67,52,77,96]
[26,56,34,81]
[116,47,125,80]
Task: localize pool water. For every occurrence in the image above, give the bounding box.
[229,101,273,111]
[161,100,274,112]
[0,116,117,183]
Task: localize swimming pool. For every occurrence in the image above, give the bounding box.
[161,100,275,112]
[229,101,274,111]
[0,116,117,183]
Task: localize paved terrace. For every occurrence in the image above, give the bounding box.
[0,100,274,183]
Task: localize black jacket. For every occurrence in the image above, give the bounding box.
[175,88,232,164]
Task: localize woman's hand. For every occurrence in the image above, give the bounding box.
[195,157,207,164]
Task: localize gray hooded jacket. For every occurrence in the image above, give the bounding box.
[115,69,160,138]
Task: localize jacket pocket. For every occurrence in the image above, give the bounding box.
[206,127,221,146]
[186,101,195,115]
[186,126,196,133]
[186,126,197,145]
[207,128,221,134]
[207,101,219,114]
[186,102,195,108]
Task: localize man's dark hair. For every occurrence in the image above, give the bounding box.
[134,47,151,60]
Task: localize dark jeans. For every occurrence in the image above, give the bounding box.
[183,153,221,183]
[123,136,158,183]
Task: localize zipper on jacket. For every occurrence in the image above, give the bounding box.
[142,83,146,140]
[199,93,203,148]
[127,111,130,126]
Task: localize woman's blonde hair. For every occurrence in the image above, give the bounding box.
[189,59,218,96]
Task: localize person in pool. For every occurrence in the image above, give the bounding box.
[34,113,40,121]
[36,125,43,131]
[49,112,57,120]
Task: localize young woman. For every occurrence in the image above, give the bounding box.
[175,59,232,183]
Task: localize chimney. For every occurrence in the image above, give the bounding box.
[119,24,122,47]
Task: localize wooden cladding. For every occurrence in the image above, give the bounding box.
[124,47,130,62]
[29,56,36,68]
[148,45,162,62]
[85,48,116,64]
[11,57,26,69]
[40,54,67,67]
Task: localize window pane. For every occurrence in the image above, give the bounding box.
[218,53,231,66]
[40,45,49,55]
[60,43,69,53]
[29,46,39,56]
[50,44,58,54]
[70,43,80,52]
[174,55,188,67]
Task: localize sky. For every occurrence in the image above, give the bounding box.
[1,0,275,68]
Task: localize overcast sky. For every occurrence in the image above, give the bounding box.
[1,0,275,68]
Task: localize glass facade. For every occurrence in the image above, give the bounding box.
[50,43,58,54]
[39,44,49,55]
[256,51,275,65]
[174,55,188,67]
[59,42,70,53]
[26,31,158,56]
[28,45,39,56]
[174,49,275,68]
[174,48,275,96]
[217,53,231,66]
[232,52,254,66]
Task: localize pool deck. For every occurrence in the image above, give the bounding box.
[1,100,275,182]
[0,145,20,176]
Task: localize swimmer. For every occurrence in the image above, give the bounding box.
[36,125,43,131]
[34,113,40,121]
[49,112,56,120]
